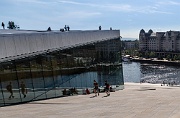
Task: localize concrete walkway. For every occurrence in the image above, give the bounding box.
[1,83,180,118]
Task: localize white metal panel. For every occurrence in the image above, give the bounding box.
[55,33,63,48]
[0,35,7,58]
[27,34,38,53]
[0,30,120,59]
[60,33,69,47]
[48,33,56,49]
[53,33,60,48]
[24,34,31,54]
[14,35,29,55]
[4,35,17,57]
[44,33,51,50]
[77,32,84,44]
[68,32,75,46]
[45,33,51,49]
[35,34,44,51]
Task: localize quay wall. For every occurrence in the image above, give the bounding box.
[0,30,120,59]
[132,58,180,66]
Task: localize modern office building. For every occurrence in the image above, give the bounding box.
[122,40,139,50]
[0,29,124,107]
[139,29,180,52]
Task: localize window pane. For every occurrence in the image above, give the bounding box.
[41,54,56,98]
[1,62,21,105]
[29,56,46,100]
[15,58,35,102]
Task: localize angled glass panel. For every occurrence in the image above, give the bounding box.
[50,51,63,97]
[0,61,21,106]
[15,58,35,102]
[58,51,72,96]
[41,54,56,99]
[0,64,5,107]
[29,56,46,100]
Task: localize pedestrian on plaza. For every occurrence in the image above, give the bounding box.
[161,80,165,86]
[67,25,70,31]
[99,26,101,30]
[105,80,110,96]
[86,88,90,94]
[64,25,67,31]
[47,27,51,31]
[6,82,14,99]
[1,22,5,29]
[93,80,99,96]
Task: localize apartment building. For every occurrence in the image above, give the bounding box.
[139,29,180,52]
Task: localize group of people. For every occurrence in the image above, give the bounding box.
[99,26,113,30]
[6,81,27,99]
[6,80,110,99]
[63,88,78,96]
[7,21,16,29]
[1,21,19,29]
[64,25,70,31]
[93,80,110,97]
[161,80,176,86]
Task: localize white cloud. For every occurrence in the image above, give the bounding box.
[135,5,173,14]
[10,0,173,15]
[57,11,102,20]
[57,0,173,14]
[101,4,134,12]
[12,0,49,4]
[57,0,134,12]
[57,0,103,7]
[157,0,180,5]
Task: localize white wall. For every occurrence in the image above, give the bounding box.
[0,30,120,59]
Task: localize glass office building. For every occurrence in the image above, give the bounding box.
[0,30,124,107]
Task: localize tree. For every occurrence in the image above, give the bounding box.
[166,55,171,61]
[137,52,142,57]
[149,52,156,58]
[173,55,178,61]
[178,55,180,60]
[145,51,149,58]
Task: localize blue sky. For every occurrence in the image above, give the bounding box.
[1,0,180,38]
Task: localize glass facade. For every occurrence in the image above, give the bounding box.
[0,38,124,107]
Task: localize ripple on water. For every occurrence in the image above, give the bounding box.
[123,62,180,84]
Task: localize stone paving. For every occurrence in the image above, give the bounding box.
[1,83,180,118]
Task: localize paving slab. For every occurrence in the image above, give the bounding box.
[0,82,180,118]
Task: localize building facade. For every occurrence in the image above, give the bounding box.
[139,29,180,52]
[122,40,139,50]
[0,30,124,107]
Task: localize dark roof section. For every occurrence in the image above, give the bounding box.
[148,29,153,34]
[140,29,145,33]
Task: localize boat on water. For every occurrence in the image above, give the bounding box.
[122,55,132,62]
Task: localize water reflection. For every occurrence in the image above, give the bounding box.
[122,62,141,83]
[123,62,180,84]
[17,65,124,89]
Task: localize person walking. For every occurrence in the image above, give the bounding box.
[93,80,99,96]
[20,81,27,98]
[6,82,14,99]
[105,80,110,96]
